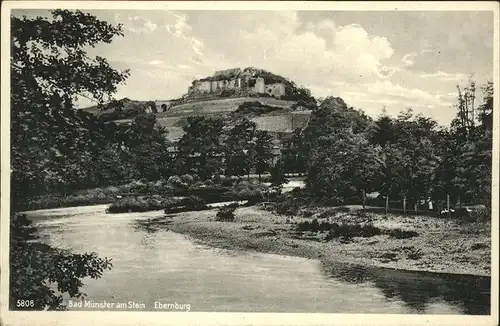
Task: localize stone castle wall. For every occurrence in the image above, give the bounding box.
[188,69,285,99]
[264,83,286,98]
[254,77,265,93]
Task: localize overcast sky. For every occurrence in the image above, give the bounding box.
[14,9,494,125]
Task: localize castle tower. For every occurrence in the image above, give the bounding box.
[254,77,265,93]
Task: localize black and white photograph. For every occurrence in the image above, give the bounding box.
[1,1,498,325]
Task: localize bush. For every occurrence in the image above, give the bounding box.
[167,175,188,189]
[275,196,299,216]
[386,229,419,239]
[181,196,206,209]
[107,196,167,213]
[161,196,179,207]
[220,177,235,187]
[193,179,215,188]
[327,222,381,239]
[471,209,490,223]
[297,219,322,232]
[215,206,236,222]
[114,180,148,194]
[102,186,120,195]
[226,180,267,203]
[180,174,195,186]
[297,220,382,239]
[128,180,148,193]
[163,195,209,214]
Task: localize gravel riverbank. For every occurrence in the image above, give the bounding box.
[162,205,491,277]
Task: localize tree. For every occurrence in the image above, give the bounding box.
[445,80,493,207]
[11,10,130,202]
[453,76,477,136]
[122,114,172,181]
[291,128,307,174]
[282,128,306,174]
[378,111,440,206]
[253,130,274,181]
[307,129,382,204]
[177,116,225,179]
[303,96,377,203]
[477,81,493,131]
[224,118,256,179]
[270,159,288,196]
[370,109,394,147]
[10,214,113,310]
[10,10,127,310]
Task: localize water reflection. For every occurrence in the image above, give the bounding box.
[325,263,490,315]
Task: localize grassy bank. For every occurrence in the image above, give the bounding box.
[161,205,490,277]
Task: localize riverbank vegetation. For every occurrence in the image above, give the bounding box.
[103,179,269,213]
[215,205,237,222]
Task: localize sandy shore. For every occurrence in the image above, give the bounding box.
[162,205,491,277]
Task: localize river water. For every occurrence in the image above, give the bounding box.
[25,204,490,314]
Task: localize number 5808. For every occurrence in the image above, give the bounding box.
[16,299,34,308]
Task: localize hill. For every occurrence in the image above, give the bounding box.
[80,68,318,142]
[82,98,155,121]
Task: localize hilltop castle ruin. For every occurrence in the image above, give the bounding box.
[187,67,287,99]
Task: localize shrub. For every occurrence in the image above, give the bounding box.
[469,206,490,223]
[386,229,419,239]
[215,206,236,222]
[103,186,120,195]
[297,219,322,232]
[167,175,188,189]
[471,243,488,250]
[82,188,107,200]
[180,174,195,186]
[107,196,167,213]
[297,220,382,239]
[220,177,235,187]
[128,180,148,193]
[227,180,267,203]
[193,179,216,188]
[325,222,381,240]
[163,195,209,214]
[182,196,206,209]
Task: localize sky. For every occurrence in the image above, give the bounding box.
[13,9,494,125]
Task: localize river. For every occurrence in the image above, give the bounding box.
[25,204,490,314]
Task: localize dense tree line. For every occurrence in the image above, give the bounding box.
[175,116,275,180]
[302,81,493,211]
